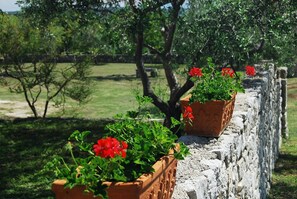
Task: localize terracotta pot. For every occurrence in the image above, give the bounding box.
[180,93,236,137]
[52,155,177,199]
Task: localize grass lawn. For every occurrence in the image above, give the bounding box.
[75,63,168,118]
[0,63,168,119]
[0,118,111,199]
[59,63,143,118]
[0,62,170,199]
[268,78,297,199]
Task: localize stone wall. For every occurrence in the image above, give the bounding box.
[173,64,288,199]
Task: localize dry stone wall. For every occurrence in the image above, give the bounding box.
[173,64,288,199]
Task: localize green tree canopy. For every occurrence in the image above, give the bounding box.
[14,0,297,127]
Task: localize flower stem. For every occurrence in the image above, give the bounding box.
[70,148,78,166]
[60,157,71,171]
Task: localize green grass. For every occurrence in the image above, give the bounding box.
[0,63,168,119]
[75,63,168,118]
[0,118,110,199]
[0,63,168,199]
[268,78,297,199]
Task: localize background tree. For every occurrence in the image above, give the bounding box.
[16,0,191,129]
[116,0,296,128]
[17,0,126,55]
[15,0,296,128]
[175,0,296,71]
[261,0,297,76]
[0,13,91,118]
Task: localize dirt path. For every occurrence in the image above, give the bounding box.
[0,100,58,118]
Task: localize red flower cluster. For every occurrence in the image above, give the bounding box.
[245,65,256,77]
[183,106,194,121]
[189,67,203,77]
[221,68,235,78]
[93,137,128,158]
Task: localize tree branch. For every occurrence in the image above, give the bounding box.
[128,0,138,13]
[143,1,171,13]
[134,20,168,114]
[171,78,193,105]
[144,43,162,56]
[248,38,265,57]
[192,38,210,65]
[248,18,266,57]
[161,0,185,92]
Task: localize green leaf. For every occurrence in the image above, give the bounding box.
[134,159,146,165]
[170,117,181,129]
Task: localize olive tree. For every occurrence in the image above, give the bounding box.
[16,0,296,129]
[123,1,193,130]
[176,0,296,69]
[0,14,91,118]
[261,0,297,76]
[116,0,295,128]
[16,0,191,129]
[17,0,124,55]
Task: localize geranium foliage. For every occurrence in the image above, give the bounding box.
[43,113,189,199]
[188,58,247,103]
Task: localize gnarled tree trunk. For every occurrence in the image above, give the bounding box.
[129,0,193,135]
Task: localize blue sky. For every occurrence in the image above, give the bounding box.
[0,0,20,12]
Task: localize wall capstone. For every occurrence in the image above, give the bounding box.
[278,67,289,138]
[173,64,287,199]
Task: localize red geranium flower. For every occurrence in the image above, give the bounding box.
[183,106,194,120]
[221,68,235,78]
[93,137,128,158]
[245,65,256,77]
[189,67,203,77]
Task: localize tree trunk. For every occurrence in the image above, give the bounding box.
[29,104,38,118]
[43,100,50,118]
[134,15,169,117]
[163,102,182,136]
[130,0,191,134]
[21,83,39,118]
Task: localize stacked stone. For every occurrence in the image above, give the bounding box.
[172,64,287,199]
[278,67,289,139]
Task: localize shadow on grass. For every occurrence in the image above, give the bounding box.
[0,117,111,199]
[274,153,297,173]
[268,153,297,199]
[268,182,297,199]
[90,74,137,82]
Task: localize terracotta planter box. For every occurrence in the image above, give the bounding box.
[52,155,177,199]
[180,94,236,137]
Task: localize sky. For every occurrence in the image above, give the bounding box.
[0,0,20,12]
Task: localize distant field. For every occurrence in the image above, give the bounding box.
[0,63,169,119]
